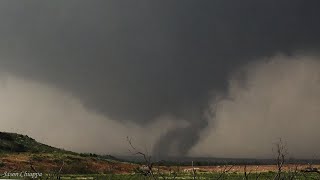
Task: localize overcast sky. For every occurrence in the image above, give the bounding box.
[0,1,320,158]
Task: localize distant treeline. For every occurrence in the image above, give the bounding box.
[119,156,320,166]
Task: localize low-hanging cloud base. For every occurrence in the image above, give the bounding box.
[0,74,187,155]
[191,54,320,159]
[1,54,320,159]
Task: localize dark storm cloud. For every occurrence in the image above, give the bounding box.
[0,0,320,156]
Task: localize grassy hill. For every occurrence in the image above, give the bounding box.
[0,131,136,174]
[0,132,72,154]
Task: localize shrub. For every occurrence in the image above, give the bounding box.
[0,132,14,141]
[13,143,27,152]
[0,160,5,167]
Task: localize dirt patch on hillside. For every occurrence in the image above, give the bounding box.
[0,153,137,174]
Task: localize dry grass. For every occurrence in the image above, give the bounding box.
[0,153,137,174]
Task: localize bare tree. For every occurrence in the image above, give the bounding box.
[287,164,299,180]
[192,161,198,180]
[216,164,234,180]
[127,136,158,180]
[47,161,64,180]
[273,138,288,180]
[243,164,254,180]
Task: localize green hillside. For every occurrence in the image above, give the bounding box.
[0,132,70,154]
[0,131,136,174]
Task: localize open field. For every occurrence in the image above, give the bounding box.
[177,164,320,173]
